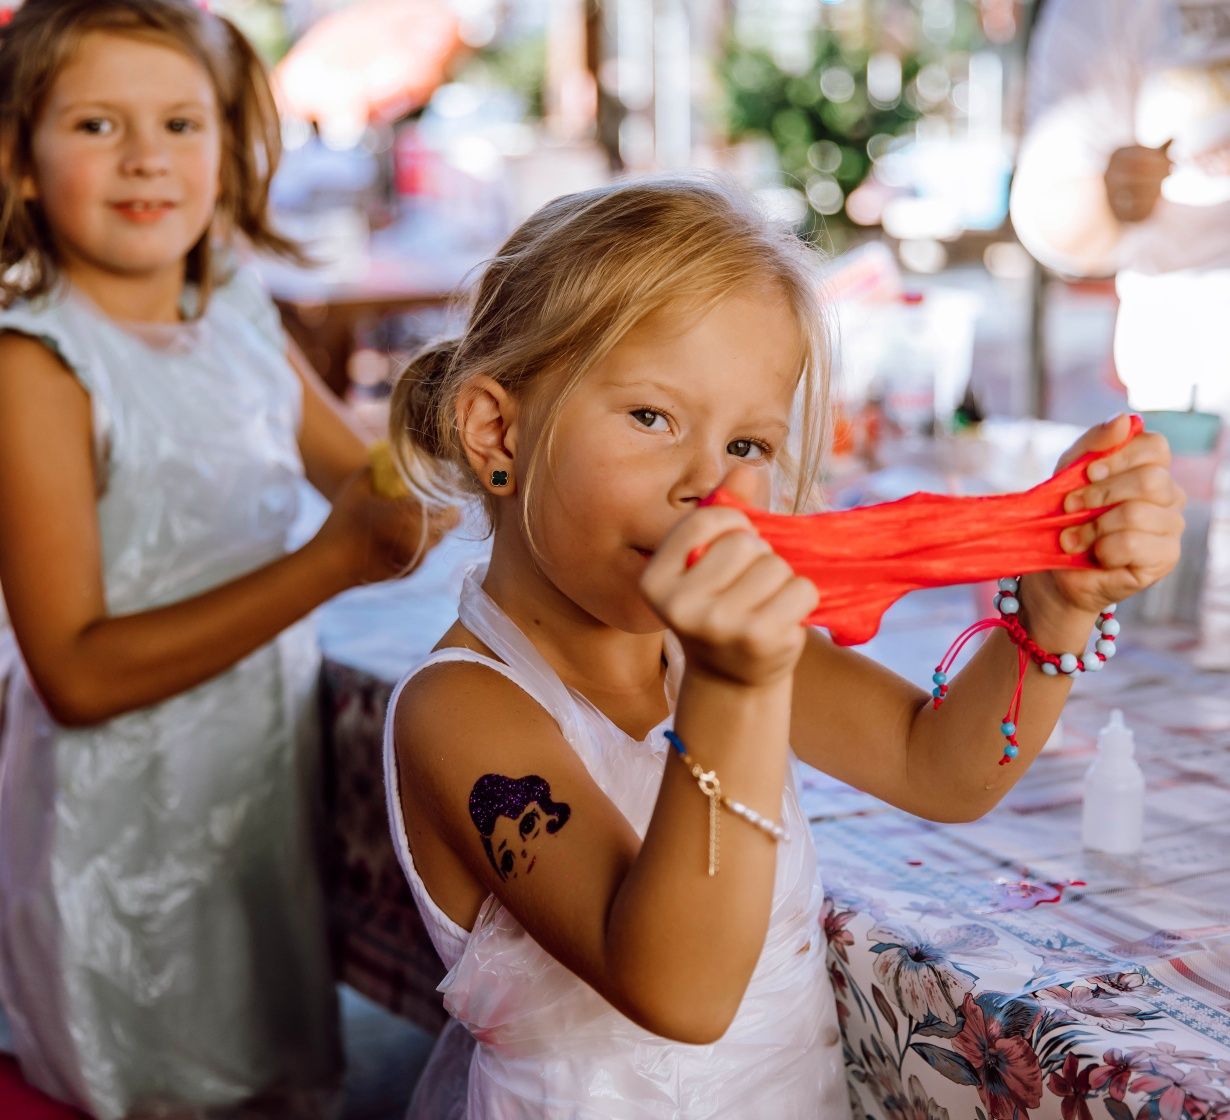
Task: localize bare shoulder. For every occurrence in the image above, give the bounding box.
[390,629,640,960]
[392,651,566,811]
[0,328,85,389]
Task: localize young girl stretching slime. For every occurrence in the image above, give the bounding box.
[385,177,1184,1118]
[0,1,450,1116]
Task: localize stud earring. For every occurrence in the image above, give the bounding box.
[490,469,509,487]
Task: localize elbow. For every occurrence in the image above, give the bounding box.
[34,674,113,728]
[917,787,1005,825]
[633,1002,738,1047]
[614,983,742,1046]
[923,803,991,825]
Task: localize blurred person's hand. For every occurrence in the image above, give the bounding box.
[1104,141,1173,222]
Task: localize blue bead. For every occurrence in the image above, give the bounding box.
[1096,639,1116,658]
[932,686,944,699]
[1059,652,1079,674]
[1081,653,1103,672]
[1099,618,1121,637]
[932,671,948,685]
[1001,721,1016,736]
[998,577,1019,594]
[999,595,1020,615]
[664,729,686,756]
[1041,662,1059,676]
[1004,744,1020,759]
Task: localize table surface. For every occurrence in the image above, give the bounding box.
[318,466,1230,1120]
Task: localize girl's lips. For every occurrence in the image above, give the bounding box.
[111,202,175,223]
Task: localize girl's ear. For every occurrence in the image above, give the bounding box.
[456,374,520,496]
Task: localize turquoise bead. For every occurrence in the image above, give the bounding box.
[998,577,1019,593]
[1001,721,1016,736]
[999,595,1020,614]
[1004,744,1020,759]
[932,686,944,699]
[932,671,948,685]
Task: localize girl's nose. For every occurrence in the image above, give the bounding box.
[669,445,727,507]
[120,129,170,177]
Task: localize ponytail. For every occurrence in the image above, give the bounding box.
[388,339,470,509]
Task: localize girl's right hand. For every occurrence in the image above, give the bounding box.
[313,468,458,587]
[640,469,819,689]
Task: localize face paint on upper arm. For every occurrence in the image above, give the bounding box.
[468,773,572,881]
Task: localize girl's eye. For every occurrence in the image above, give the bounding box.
[630,408,669,432]
[167,118,200,134]
[76,118,113,136]
[727,438,769,460]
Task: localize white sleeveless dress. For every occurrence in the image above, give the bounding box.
[0,269,340,1118]
[384,566,851,1119]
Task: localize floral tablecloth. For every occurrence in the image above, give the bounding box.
[318,511,1230,1119]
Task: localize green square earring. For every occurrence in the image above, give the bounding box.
[490,469,509,487]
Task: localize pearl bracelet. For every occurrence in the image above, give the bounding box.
[664,730,788,877]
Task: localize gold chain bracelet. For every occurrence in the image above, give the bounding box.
[664,730,789,877]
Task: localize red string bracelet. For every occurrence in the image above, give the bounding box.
[930,576,1119,765]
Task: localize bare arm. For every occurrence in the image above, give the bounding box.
[791,416,1184,822]
[399,662,792,1045]
[0,333,449,726]
[396,504,817,1045]
[288,337,370,500]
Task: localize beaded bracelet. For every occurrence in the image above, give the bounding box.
[664,729,788,877]
[930,576,1119,766]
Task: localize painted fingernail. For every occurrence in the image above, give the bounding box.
[1088,463,1109,482]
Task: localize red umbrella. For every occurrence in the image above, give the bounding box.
[274,0,463,133]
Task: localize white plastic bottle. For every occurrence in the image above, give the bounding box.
[1081,709,1145,855]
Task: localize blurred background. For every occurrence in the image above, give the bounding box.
[238,0,1230,644]
[228,0,1116,440]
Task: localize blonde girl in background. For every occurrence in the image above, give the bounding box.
[383,176,1185,1118]
[0,1,452,1116]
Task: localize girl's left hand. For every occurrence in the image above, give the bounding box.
[1034,413,1185,615]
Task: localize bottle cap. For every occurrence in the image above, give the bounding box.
[1097,708,1136,756]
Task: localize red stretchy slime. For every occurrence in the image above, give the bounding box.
[699,415,1142,646]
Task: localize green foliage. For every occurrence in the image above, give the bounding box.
[721,34,922,232]
[455,34,548,120]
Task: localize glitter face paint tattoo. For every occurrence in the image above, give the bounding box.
[469,774,571,881]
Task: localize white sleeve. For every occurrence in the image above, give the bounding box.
[1022,0,1143,170]
[1010,0,1152,272]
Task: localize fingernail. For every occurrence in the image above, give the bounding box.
[1061,529,1080,553]
[1088,463,1109,482]
[1065,491,1085,513]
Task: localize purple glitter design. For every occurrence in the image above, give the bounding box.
[469,773,571,880]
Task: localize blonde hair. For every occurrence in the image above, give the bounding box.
[389,174,833,533]
[0,0,303,308]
